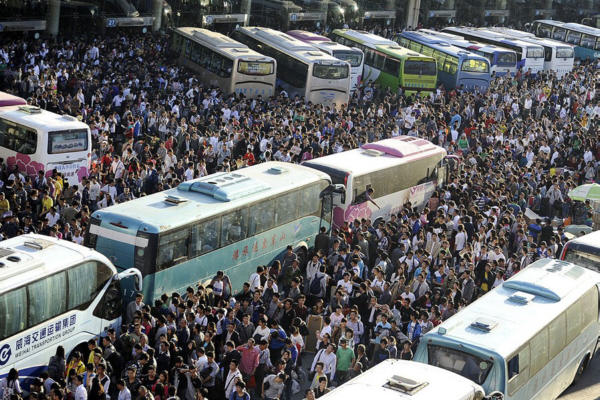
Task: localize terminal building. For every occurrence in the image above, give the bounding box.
[0,0,598,36]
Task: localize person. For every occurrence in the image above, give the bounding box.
[117,379,132,400]
[229,381,250,400]
[334,339,354,385]
[223,360,242,400]
[313,377,330,398]
[262,373,285,400]
[127,293,145,324]
[89,377,108,400]
[74,374,88,400]
[66,351,86,378]
[0,369,22,400]
[48,346,66,381]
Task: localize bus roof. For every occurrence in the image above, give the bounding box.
[319,359,485,399]
[0,92,27,108]
[488,28,574,49]
[400,31,490,61]
[444,27,544,50]
[0,234,111,294]
[286,30,331,42]
[92,161,331,233]
[424,259,600,358]
[0,105,89,132]
[418,29,516,55]
[375,44,427,60]
[565,230,600,255]
[332,29,397,47]
[303,136,446,177]
[175,27,274,61]
[237,27,347,65]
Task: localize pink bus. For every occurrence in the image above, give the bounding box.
[287,30,364,92]
[0,92,27,108]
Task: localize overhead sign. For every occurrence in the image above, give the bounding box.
[0,20,46,31]
[105,16,154,27]
[203,13,247,24]
[428,10,457,18]
[484,9,510,17]
[364,10,395,19]
[288,12,323,21]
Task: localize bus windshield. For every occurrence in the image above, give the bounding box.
[237,60,275,75]
[48,129,89,154]
[313,64,349,79]
[556,47,574,58]
[332,50,363,67]
[526,47,544,59]
[428,344,494,385]
[563,250,600,273]
[496,52,516,66]
[403,59,436,76]
[461,59,489,73]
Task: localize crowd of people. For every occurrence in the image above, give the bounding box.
[0,25,598,400]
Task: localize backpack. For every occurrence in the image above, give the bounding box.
[309,275,323,295]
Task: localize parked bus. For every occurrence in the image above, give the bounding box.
[0,92,27,108]
[85,162,340,302]
[319,359,503,400]
[532,20,600,60]
[414,258,600,400]
[442,27,545,74]
[487,27,574,78]
[396,31,491,92]
[170,27,277,99]
[418,29,517,76]
[0,234,141,384]
[0,104,91,186]
[286,30,364,92]
[560,230,600,273]
[302,136,452,229]
[232,27,351,107]
[330,29,437,94]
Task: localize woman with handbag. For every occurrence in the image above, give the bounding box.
[0,369,22,400]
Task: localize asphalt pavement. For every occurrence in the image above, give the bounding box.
[559,351,600,400]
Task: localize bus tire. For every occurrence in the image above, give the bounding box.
[572,354,590,385]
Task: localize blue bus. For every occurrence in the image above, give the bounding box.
[442,27,545,74]
[395,30,491,92]
[418,29,517,76]
[532,20,600,60]
[85,162,339,302]
[414,259,600,399]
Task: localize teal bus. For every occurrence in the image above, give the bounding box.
[85,162,339,302]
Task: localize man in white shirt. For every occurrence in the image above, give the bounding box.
[310,343,337,381]
[224,360,242,399]
[116,379,131,400]
[184,163,195,181]
[74,375,88,400]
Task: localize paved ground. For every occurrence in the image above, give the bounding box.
[559,351,600,400]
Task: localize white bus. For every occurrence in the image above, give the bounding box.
[486,27,574,78]
[0,234,141,383]
[319,359,502,400]
[442,27,545,74]
[286,30,364,93]
[418,29,518,77]
[0,105,91,187]
[560,230,600,273]
[170,27,277,99]
[302,136,452,229]
[414,258,600,400]
[231,26,351,108]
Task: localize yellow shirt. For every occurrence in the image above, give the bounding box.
[66,360,85,377]
[0,199,9,213]
[42,196,53,214]
[54,177,63,197]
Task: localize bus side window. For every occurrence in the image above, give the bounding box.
[507,346,529,396]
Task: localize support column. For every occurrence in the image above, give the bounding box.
[46,0,61,36]
[240,0,251,24]
[152,0,163,32]
[405,0,421,29]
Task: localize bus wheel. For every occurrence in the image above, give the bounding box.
[69,342,90,363]
[572,354,590,385]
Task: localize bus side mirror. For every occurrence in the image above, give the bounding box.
[332,184,346,203]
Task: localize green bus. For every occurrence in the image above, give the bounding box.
[85,162,340,302]
[330,29,437,94]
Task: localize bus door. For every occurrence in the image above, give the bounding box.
[439,154,461,185]
[93,268,142,333]
[319,184,345,232]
